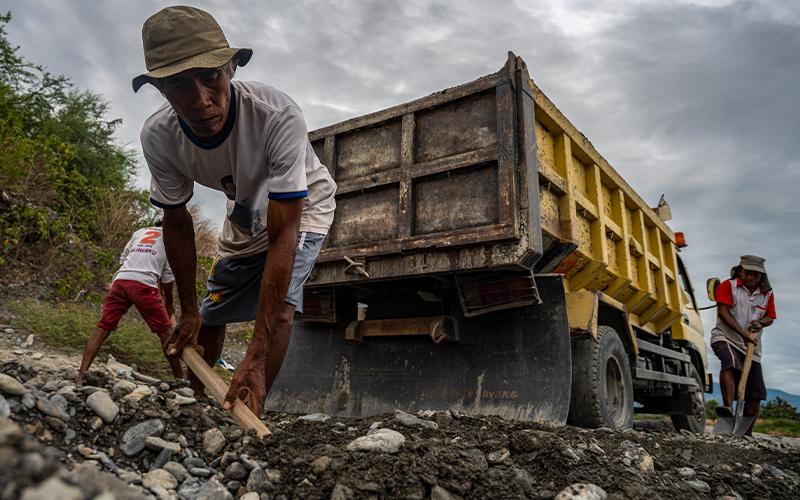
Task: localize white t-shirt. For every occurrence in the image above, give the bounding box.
[114,227,175,289]
[141,80,336,259]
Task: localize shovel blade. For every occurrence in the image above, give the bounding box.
[712,417,735,435]
[732,416,756,436]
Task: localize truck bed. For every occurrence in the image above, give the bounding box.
[306,53,684,336]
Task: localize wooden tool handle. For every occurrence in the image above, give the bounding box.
[180,347,271,438]
[736,342,755,401]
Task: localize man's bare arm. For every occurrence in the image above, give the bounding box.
[159,281,175,317]
[718,303,757,344]
[162,206,201,356]
[223,197,303,412]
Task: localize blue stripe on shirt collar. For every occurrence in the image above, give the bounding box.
[177,84,237,150]
[268,191,308,200]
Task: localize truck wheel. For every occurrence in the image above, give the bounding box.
[670,364,706,434]
[568,325,634,429]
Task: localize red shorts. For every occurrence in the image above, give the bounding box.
[97,280,172,333]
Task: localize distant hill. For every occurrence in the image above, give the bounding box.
[708,383,800,410]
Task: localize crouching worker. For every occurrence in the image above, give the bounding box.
[77,222,184,383]
[710,255,777,436]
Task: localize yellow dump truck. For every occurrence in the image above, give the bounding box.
[266,53,710,432]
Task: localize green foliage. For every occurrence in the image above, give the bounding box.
[761,397,799,419]
[753,418,800,437]
[0,12,149,294]
[7,298,172,378]
[705,399,718,420]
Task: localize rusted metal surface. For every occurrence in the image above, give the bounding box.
[267,276,571,423]
[307,53,539,286]
[345,316,456,344]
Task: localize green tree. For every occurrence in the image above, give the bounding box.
[0,12,152,296]
[761,397,799,419]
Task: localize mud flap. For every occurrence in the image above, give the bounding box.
[266,275,571,424]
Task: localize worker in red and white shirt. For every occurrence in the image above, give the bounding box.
[710,254,776,435]
[77,222,183,383]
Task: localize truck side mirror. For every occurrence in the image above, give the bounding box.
[706,277,720,302]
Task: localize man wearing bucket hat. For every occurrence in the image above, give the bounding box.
[134,6,336,416]
[710,255,777,435]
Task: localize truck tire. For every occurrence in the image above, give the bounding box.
[568,325,634,429]
[670,364,706,434]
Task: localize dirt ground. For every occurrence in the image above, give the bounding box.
[0,327,798,500]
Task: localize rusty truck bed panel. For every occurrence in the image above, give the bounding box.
[307,52,685,336]
[308,54,540,283]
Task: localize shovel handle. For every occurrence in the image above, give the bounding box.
[736,342,755,401]
[180,347,271,438]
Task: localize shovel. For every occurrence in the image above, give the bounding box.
[180,346,271,438]
[712,342,755,436]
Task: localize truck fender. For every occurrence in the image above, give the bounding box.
[565,290,639,358]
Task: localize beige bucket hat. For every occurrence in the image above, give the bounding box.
[132,5,252,92]
[739,255,767,274]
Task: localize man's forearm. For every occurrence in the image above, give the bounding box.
[718,305,749,338]
[163,207,199,316]
[160,282,175,316]
[251,199,303,348]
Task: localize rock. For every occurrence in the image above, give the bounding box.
[680,448,692,461]
[44,416,66,432]
[638,452,654,473]
[120,418,165,456]
[298,412,331,422]
[431,485,464,500]
[164,461,189,483]
[177,387,194,397]
[555,483,608,500]
[246,467,272,493]
[146,436,182,454]
[346,428,405,453]
[122,386,153,403]
[331,483,355,500]
[240,493,259,500]
[2,327,13,334]
[311,455,332,474]
[265,468,281,483]
[178,477,204,498]
[22,333,34,347]
[686,480,711,493]
[190,467,213,478]
[106,355,133,378]
[751,463,764,476]
[487,448,510,464]
[513,467,535,495]
[35,396,70,421]
[677,466,696,478]
[224,461,248,480]
[21,392,35,409]
[196,478,233,500]
[90,416,104,430]
[112,380,137,396]
[159,382,171,391]
[86,390,119,423]
[0,395,9,418]
[152,447,173,470]
[167,393,196,410]
[393,409,438,430]
[0,374,26,396]
[226,480,241,492]
[20,477,82,500]
[144,468,179,490]
[203,427,227,455]
[132,371,160,384]
[31,353,44,360]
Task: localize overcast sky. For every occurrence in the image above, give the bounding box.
[5,0,799,394]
